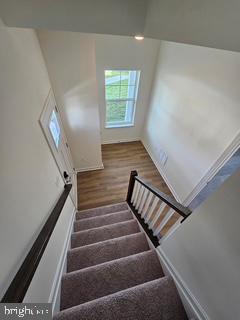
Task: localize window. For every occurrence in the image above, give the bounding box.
[49,109,61,148]
[105,70,140,128]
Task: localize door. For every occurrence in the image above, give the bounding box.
[40,90,77,206]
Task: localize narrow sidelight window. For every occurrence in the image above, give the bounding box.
[49,109,61,148]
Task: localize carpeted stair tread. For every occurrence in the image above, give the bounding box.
[71,219,140,248]
[74,210,133,232]
[76,202,129,220]
[61,250,164,310]
[67,232,150,272]
[55,276,188,320]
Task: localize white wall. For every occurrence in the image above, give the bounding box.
[95,34,160,144]
[38,31,103,171]
[143,41,240,203]
[0,24,74,300]
[161,169,240,320]
[24,196,75,312]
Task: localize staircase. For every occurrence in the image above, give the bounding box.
[54,202,188,320]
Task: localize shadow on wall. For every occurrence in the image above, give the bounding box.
[64,80,97,130]
[190,148,240,210]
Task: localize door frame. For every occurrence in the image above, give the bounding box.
[39,89,77,207]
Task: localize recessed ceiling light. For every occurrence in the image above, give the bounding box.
[134,35,144,41]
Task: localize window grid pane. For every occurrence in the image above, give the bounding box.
[106,101,127,123]
[105,70,120,85]
[105,70,139,126]
[106,85,120,100]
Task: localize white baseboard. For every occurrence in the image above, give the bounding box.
[102,138,140,145]
[157,247,209,320]
[75,164,104,173]
[142,131,240,207]
[141,139,182,202]
[50,208,76,314]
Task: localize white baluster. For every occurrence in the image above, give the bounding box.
[149,202,167,230]
[131,181,138,204]
[159,217,182,244]
[138,189,149,214]
[133,182,141,207]
[141,193,153,218]
[153,208,175,236]
[136,185,145,210]
[144,196,159,224]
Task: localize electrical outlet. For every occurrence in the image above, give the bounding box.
[158,148,168,167]
[162,152,168,166]
[158,149,164,163]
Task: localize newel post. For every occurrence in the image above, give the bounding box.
[126,170,138,204]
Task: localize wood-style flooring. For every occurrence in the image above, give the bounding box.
[77,141,181,236]
[77,141,171,210]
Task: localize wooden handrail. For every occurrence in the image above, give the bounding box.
[1,184,72,302]
[135,176,191,218]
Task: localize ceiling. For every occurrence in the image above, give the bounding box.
[1,0,240,52]
[145,0,240,52]
[0,0,148,36]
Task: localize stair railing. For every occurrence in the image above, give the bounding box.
[126,170,191,246]
[1,184,72,303]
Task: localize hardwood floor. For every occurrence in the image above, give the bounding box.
[77,141,182,237]
[77,141,171,210]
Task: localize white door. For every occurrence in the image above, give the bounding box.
[40,90,77,206]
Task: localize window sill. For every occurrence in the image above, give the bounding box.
[105,123,135,129]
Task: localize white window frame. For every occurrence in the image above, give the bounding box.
[105,70,140,129]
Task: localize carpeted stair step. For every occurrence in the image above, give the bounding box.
[67,232,150,272]
[74,210,133,232]
[76,202,129,220]
[55,277,187,320]
[61,250,164,310]
[71,219,140,248]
